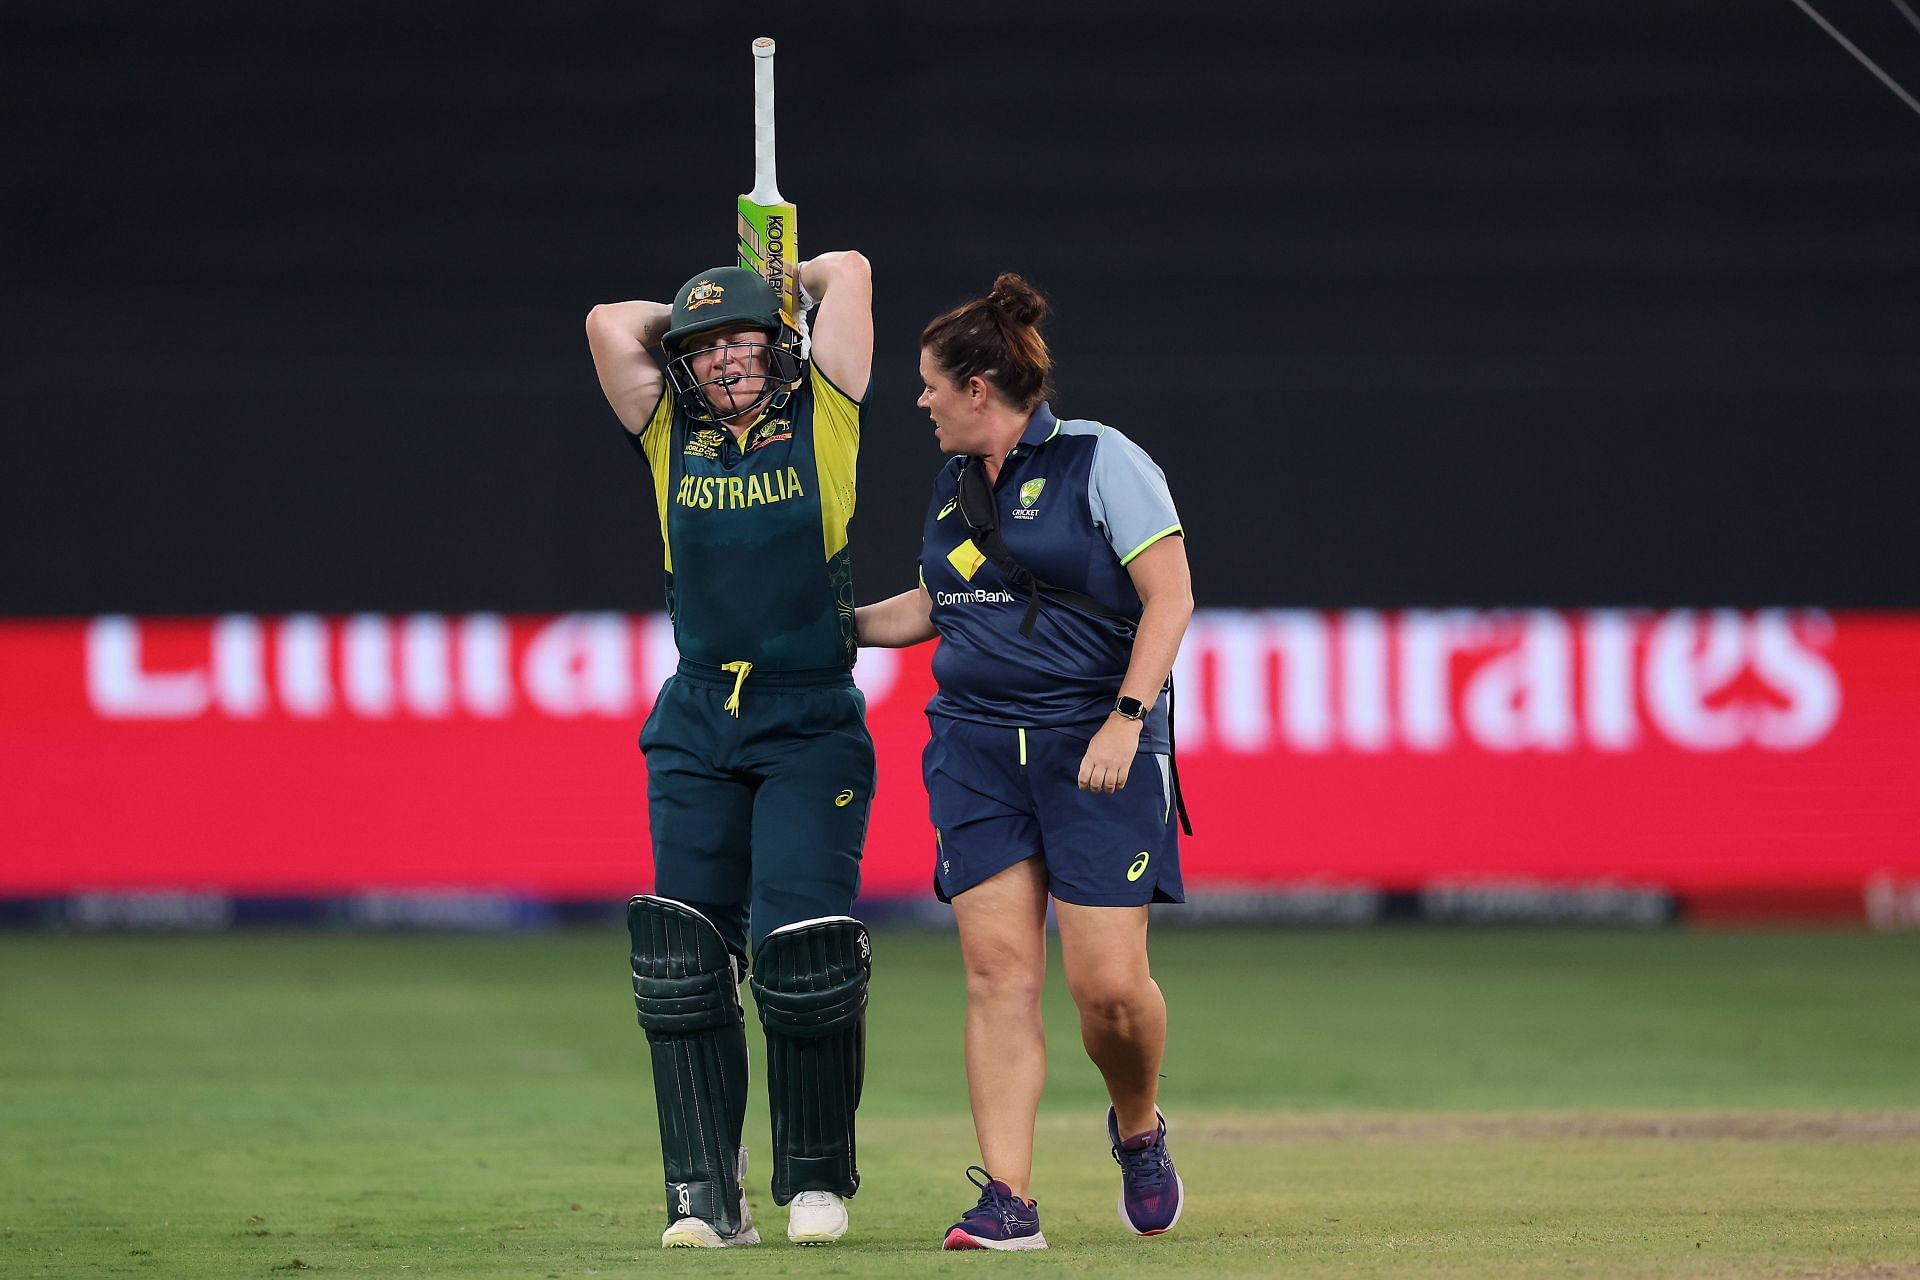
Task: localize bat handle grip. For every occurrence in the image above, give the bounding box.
[752,39,779,200]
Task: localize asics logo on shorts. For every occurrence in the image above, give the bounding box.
[1128,851,1151,882]
[834,789,854,807]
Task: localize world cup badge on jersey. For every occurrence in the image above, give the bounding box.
[684,428,725,459]
[685,279,725,311]
[1013,477,1046,519]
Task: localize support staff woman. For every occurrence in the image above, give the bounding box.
[856,273,1194,1251]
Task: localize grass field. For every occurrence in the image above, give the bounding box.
[3,927,1917,1278]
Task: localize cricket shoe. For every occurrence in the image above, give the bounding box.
[1108,1106,1183,1235]
[660,1146,761,1248]
[786,1190,849,1244]
[941,1165,1047,1251]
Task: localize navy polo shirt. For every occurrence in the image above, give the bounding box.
[919,402,1183,752]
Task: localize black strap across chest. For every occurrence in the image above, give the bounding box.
[956,457,1136,638]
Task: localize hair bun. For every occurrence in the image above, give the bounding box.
[986,272,1049,328]
[920,273,1056,410]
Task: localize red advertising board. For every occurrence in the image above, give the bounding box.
[3,611,1917,923]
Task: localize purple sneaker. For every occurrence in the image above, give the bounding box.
[941,1165,1048,1251]
[1109,1107,1184,1235]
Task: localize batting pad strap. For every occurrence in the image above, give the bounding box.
[749,969,867,1038]
[633,967,739,1034]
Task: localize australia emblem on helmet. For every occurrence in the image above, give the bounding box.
[684,280,725,311]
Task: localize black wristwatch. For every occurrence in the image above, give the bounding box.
[1112,695,1147,722]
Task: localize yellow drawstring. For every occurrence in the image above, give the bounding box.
[721,660,753,717]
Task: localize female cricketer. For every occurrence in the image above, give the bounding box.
[585,251,875,1249]
[855,272,1194,1250]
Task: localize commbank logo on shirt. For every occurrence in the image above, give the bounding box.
[674,467,805,510]
[935,588,1015,606]
[945,539,986,581]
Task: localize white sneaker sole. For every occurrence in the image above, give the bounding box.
[661,1216,761,1248]
[943,1227,1049,1251]
[787,1199,849,1245]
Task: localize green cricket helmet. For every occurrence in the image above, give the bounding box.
[661,266,805,423]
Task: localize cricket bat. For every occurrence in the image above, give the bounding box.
[736,37,802,334]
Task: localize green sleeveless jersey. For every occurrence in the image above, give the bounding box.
[628,364,862,671]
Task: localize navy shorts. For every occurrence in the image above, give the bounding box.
[923,715,1183,907]
[641,661,875,957]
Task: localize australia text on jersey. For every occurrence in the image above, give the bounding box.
[673,466,806,511]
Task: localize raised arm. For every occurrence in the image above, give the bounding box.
[585,300,674,434]
[799,251,873,401]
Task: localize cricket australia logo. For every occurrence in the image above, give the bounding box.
[747,416,792,452]
[1012,477,1046,520]
[684,280,725,311]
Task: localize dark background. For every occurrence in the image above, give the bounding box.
[5,0,1917,615]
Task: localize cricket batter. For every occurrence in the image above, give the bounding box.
[585,251,874,1248]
